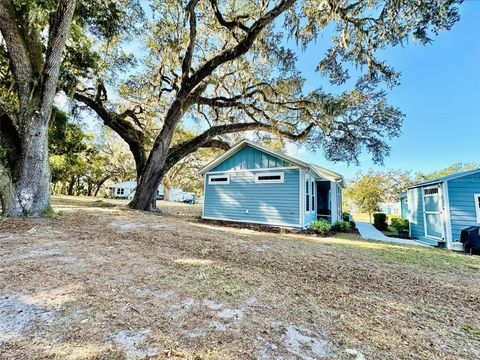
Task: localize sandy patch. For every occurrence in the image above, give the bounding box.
[112,329,159,359]
[0,294,55,342]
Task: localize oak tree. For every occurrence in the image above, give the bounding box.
[69,0,462,211]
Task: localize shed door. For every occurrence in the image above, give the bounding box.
[423,186,444,240]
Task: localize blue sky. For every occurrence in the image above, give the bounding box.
[287,1,480,178]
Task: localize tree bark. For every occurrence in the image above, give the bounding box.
[0,0,77,216]
[2,117,51,216]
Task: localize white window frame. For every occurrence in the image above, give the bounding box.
[208,174,230,185]
[422,185,444,240]
[311,180,315,212]
[255,172,284,184]
[474,194,480,223]
[117,188,124,195]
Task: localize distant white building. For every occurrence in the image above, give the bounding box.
[108,181,164,200]
[167,188,195,203]
[378,202,401,216]
[108,181,194,203]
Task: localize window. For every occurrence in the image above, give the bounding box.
[255,172,284,184]
[311,181,315,212]
[208,174,230,184]
[305,178,310,212]
[117,188,124,195]
[424,187,439,196]
[475,194,480,223]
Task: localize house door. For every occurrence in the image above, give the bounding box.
[423,185,444,240]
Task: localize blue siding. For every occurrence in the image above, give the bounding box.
[407,187,425,239]
[400,197,408,219]
[447,173,480,242]
[212,146,292,172]
[204,169,300,227]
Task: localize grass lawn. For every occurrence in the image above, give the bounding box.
[1,196,479,359]
[351,212,372,223]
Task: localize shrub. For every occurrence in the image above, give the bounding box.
[308,219,332,235]
[333,220,352,232]
[342,212,351,221]
[373,213,388,231]
[391,217,409,231]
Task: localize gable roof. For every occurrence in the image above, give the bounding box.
[407,168,480,189]
[199,139,344,186]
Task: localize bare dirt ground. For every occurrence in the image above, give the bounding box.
[1,196,479,360]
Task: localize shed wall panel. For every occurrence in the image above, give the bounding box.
[203,169,300,226]
[447,172,480,241]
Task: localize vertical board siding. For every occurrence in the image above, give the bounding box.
[408,187,425,238]
[447,173,480,241]
[211,146,292,172]
[401,197,408,219]
[204,169,300,226]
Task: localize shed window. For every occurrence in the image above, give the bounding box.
[255,172,284,184]
[117,188,124,195]
[475,194,480,223]
[424,187,439,196]
[208,174,230,184]
[311,181,315,212]
[305,178,310,212]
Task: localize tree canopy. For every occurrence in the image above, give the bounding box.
[0,0,464,214]
[64,0,462,211]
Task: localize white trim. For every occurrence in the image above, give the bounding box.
[254,172,284,184]
[208,174,230,185]
[331,181,338,223]
[304,175,315,214]
[474,193,480,223]
[202,216,302,229]
[206,166,299,175]
[202,174,206,218]
[299,171,304,226]
[408,189,412,238]
[442,181,453,249]
[422,184,445,241]
[311,179,315,212]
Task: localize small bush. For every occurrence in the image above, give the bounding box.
[373,213,388,231]
[391,217,409,231]
[333,220,353,232]
[308,219,332,235]
[342,212,351,221]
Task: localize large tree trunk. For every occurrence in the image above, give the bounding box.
[0,0,76,216]
[129,100,183,211]
[2,117,51,216]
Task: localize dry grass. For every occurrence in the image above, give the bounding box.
[0,196,479,359]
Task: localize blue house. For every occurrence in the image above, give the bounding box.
[199,140,344,229]
[405,169,480,251]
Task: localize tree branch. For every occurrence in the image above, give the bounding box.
[209,0,249,32]
[72,90,147,177]
[0,0,33,105]
[165,120,315,172]
[181,0,200,80]
[183,0,296,94]
[40,0,77,121]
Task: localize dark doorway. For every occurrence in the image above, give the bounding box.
[316,181,331,221]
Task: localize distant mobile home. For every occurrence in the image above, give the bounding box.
[404,169,480,251]
[200,140,344,229]
[108,181,164,200]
